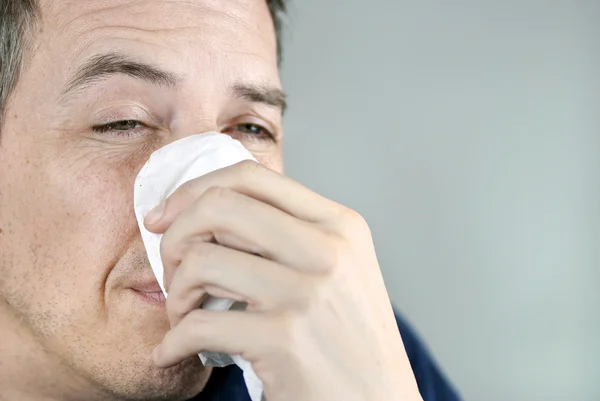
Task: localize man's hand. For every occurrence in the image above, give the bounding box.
[144,160,423,401]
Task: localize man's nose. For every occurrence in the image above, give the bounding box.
[163,118,220,146]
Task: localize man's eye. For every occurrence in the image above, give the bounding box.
[91,120,144,134]
[227,123,275,141]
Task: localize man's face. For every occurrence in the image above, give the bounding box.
[0,0,283,399]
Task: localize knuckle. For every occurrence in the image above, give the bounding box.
[185,309,208,327]
[190,186,231,230]
[235,159,264,181]
[182,241,219,283]
[340,207,369,231]
[316,234,350,274]
[180,310,210,342]
[237,159,262,173]
[177,179,198,200]
[202,185,228,204]
[199,186,237,213]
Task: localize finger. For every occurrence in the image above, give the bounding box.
[144,160,340,232]
[160,187,335,277]
[153,309,273,368]
[166,241,312,327]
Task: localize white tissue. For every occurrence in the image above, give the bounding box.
[133,132,264,401]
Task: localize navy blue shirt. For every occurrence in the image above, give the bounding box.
[192,310,461,401]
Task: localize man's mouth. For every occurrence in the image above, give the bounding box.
[129,281,166,306]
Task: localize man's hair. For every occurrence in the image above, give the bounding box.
[0,0,38,126]
[267,0,287,63]
[0,0,286,127]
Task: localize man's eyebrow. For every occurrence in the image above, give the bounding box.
[232,84,287,113]
[61,52,179,98]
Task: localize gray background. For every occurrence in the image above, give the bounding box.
[279,1,600,401]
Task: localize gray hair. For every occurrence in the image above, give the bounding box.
[0,0,38,127]
[0,0,286,129]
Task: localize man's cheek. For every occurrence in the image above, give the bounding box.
[63,170,138,250]
[51,142,143,206]
[14,154,138,286]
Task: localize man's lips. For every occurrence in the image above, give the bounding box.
[129,281,166,305]
[130,281,163,293]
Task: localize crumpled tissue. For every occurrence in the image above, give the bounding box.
[133,132,264,401]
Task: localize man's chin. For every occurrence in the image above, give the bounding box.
[96,356,212,401]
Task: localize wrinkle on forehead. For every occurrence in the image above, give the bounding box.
[38,0,277,70]
[43,0,273,41]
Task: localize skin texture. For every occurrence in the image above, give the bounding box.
[0,0,281,400]
[0,0,422,400]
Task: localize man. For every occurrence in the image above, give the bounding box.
[0,0,460,400]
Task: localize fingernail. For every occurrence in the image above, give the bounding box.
[145,201,165,225]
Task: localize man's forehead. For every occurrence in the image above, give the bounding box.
[43,0,270,19]
[36,0,279,86]
[41,0,275,45]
